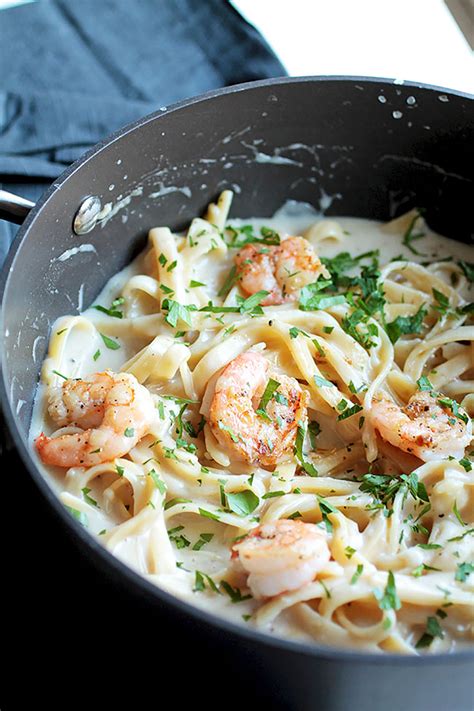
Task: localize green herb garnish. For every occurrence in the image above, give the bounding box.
[226,490,259,517]
[374,570,401,612]
[317,495,338,533]
[192,533,214,551]
[220,581,252,603]
[402,210,426,255]
[350,564,363,585]
[455,562,474,583]
[81,486,98,508]
[415,616,444,648]
[162,299,197,328]
[65,505,88,527]
[385,305,427,344]
[294,425,318,476]
[100,333,120,350]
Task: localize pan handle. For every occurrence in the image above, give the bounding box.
[0,190,35,225]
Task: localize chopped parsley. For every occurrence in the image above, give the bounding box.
[437,397,469,425]
[317,495,338,533]
[170,527,191,549]
[256,378,281,419]
[93,296,124,319]
[65,505,88,527]
[385,305,427,344]
[415,616,444,648]
[455,561,474,583]
[336,402,363,421]
[149,469,166,496]
[299,276,346,311]
[226,490,259,516]
[432,288,451,317]
[162,299,197,328]
[192,533,214,551]
[93,349,101,361]
[220,580,252,603]
[350,564,363,585]
[417,543,442,550]
[198,508,220,521]
[164,497,192,510]
[321,250,379,287]
[453,500,467,526]
[226,224,280,248]
[294,425,318,476]
[360,471,429,512]
[373,570,401,612]
[447,528,474,542]
[402,210,426,256]
[124,427,135,437]
[217,265,240,297]
[417,375,433,391]
[200,290,269,317]
[81,486,98,508]
[218,421,241,443]
[262,490,285,499]
[100,333,120,350]
[52,370,68,380]
[458,260,474,283]
[411,563,441,577]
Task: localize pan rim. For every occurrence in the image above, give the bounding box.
[1,75,473,666]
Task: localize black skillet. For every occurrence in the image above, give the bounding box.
[1,77,473,711]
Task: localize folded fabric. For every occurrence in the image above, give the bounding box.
[0,0,286,264]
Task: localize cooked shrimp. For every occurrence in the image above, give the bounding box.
[232,519,330,598]
[235,236,329,306]
[36,371,155,467]
[371,391,472,462]
[209,351,308,466]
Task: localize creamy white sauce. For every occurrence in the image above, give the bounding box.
[29,204,474,647]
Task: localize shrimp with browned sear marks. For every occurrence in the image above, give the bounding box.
[209,351,308,466]
[235,236,329,306]
[232,519,330,598]
[370,390,472,462]
[36,371,155,467]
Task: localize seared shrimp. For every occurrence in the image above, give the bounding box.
[209,351,308,466]
[371,391,472,462]
[232,519,330,598]
[235,236,329,306]
[36,371,155,467]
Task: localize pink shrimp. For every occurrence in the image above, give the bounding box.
[371,391,472,462]
[234,236,329,306]
[36,371,155,467]
[208,351,308,466]
[232,519,330,598]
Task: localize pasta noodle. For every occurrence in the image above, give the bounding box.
[31,194,474,654]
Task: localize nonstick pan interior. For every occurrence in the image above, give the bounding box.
[1,77,473,711]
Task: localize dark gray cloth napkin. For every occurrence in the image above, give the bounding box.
[0,0,285,264]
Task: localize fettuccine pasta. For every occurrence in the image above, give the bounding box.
[31,194,474,654]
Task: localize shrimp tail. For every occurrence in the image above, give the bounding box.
[35,432,48,456]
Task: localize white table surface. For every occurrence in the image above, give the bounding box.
[234,0,473,94]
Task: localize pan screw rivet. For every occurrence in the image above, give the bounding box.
[73,196,102,235]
